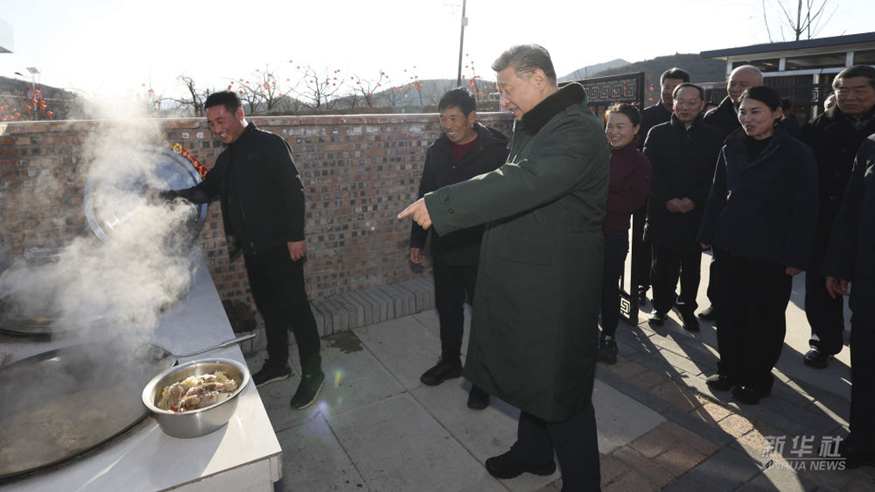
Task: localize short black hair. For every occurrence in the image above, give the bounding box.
[833,65,875,91]
[492,44,557,85]
[438,88,477,116]
[661,68,691,85]
[672,82,705,101]
[204,90,242,114]
[740,86,783,112]
[605,103,641,127]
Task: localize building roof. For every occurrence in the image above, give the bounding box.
[701,31,875,60]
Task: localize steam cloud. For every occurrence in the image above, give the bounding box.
[0,108,204,341]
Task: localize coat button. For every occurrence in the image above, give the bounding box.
[448,208,454,214]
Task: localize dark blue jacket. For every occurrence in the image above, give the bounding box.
[703,96,739,141]
[823,135,875,320]
[643,113,723,251]
[698,128,818,270]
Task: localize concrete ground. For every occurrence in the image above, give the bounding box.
[243,253,874,491]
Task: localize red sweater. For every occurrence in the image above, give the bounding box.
[604,144,652,232]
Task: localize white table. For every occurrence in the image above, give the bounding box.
[0,259,282,491]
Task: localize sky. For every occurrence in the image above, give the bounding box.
[0,0,872,102]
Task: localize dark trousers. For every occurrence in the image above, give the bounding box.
[805,211,846,355]
[511,403,601,492]
[600,232,629,339]
[433,258,477,362]
[247,248,321,373]
[630,206,651,291]
[706,253,717,309]
[714,248,792,393]
[805,266,846,354]
[651,244,702,315]
[850,315,875,445]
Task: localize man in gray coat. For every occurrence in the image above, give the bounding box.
[399,44,609,491]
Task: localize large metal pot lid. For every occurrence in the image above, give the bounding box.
[84,145,207,244]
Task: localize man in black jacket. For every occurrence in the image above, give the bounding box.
[163,91,323,410]
[800,65,875,369]
[411,88,508,410]
[824,135,875,468]
[632,67,690,306]
[699,65,764,322]
[643,83,723,332]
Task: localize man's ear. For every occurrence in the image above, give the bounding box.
[530,69,548,90]
[235,107,245,121]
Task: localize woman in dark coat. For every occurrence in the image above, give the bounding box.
[598,103,652,364]
[698,86,818,405]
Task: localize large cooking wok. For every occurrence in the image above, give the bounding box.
[0,334,253,481]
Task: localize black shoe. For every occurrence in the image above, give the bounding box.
[697,306,717,321]
[840,438,875,469]
[597,337,618,365]
[637,287,649,306]
[467,385,490,410]
[705,373,735,391]
[803,348,831,369]
[253,362,291,388]
[485,450,556,479]
[420,357,463,386]
[290,370,325,409]
[680,311,700,332]
[732,385,770,405]
[648,310,666,326]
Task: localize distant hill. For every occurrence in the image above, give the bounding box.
[0,76,84,121]
[560,59,631,83]
[589,53,727,103]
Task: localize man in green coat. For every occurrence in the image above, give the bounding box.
[399,44,609,491]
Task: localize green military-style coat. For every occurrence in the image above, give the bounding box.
[425,83,610,422]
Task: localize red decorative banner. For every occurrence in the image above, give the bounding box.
[172,143,209,179]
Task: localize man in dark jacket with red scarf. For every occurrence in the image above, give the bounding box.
[410,88,508,410]
[163,91,323,410]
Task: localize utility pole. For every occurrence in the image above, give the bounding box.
[455,0,467,87]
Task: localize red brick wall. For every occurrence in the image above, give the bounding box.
[0,113,513,306]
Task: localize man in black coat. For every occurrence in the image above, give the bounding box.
[410,88,508,410]
[162,91,324,410]
[643,83,723,332]
[800,65,875,369]
[632,67,690,306]
[699,65,765,322]
[824,135,875,468]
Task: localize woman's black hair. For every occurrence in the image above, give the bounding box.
[739,86,782,112]
[605,103,641,127]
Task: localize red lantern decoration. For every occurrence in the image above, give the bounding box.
[25,106,31,110]
[47,111,53,116]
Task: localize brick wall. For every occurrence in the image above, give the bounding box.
[0,113,513,307]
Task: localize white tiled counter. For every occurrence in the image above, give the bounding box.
[0,259,281,491]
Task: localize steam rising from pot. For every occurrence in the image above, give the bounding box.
[0,115,204,339]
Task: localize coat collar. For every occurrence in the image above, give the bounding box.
[670,112,705,132]
[519,83,587,136]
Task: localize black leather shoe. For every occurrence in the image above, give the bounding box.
[648,310,666,326]
[420,357,462,386]
[680,311,700,332]
[467,385,490,410]
[637,287,649,306]
[697,306,717,321]
[705,373,735,391]
[485,450,556,479]
[732,385,770,405]
[803,348,830,369]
